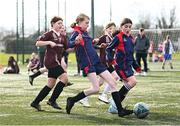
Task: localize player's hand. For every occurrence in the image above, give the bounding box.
[49,41,56,48]
[100,43,107,48]
[75,34,83,44]
[93,38,99,44]
[135,67,141,73]
[107,59,117,67]
[111,59,117,66]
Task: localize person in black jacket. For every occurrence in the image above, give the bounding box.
[135,28,150,76]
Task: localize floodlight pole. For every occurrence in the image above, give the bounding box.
[110,0,112,21]
[58,0,60,16]
[45,0,47,31]
[64,0,67,28]
[91,0,95,38]
[16,0,19,62]
[38,0,40,36]
[22,0,25,64]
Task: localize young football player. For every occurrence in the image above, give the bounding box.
[66,13,133,117]
[162,35,175,69]
[96,22,119,103]
[79,22,118,106]
[30,16,68,111]
[28,26,73,87]
[106,18,141,107]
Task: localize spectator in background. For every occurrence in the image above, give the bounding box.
[158,42,163,53]
[152,51,159,62]
[3,56,19,74]
[135,28,150,76]
[27,52,40,74]
[148,40,154,62]
[152,50,164,63]
[162,35,175,69]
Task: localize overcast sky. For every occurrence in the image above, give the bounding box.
[0,0,180,33]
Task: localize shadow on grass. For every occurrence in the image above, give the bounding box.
[146,112,180,125]
[46,111,180,125]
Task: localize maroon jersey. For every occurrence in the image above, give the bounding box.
[38,30,67,69]
[97,34,113,65]
[30,58,40,67]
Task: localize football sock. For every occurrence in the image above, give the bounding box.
[30,70,41,79]
[111,91,123,111]
[33,85,51,104]
[49,81,65,103]
[119,83,132,102]
[102,84,110,94]
[71,91,86,103]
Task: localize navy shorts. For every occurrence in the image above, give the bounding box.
[48,65,65,79]
[82,63,107,77]
[164,54,172,60]
[115,66,134,80]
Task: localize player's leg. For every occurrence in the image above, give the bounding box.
[98,76,108,103]
[119,76,137,102]
[98,83,110,103]
[66,72,99,114]
[99,70,133,117]
[99,70,119,103]
[162,54,167,69]
[136,52,141,68]
[61,57,73,87]
[169,60,173,69]
[47,66,68,110]
[142,53,148,76]
[169,55,173,69]
[30,78,56,111]
[162,61,166,69]
[29,67,48,85]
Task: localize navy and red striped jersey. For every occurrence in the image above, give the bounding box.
[106,31,139,70]
[68,26,101,69]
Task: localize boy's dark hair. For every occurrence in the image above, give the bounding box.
[140,28,144,32]
[50,16,63,27]
[120,18,132,27]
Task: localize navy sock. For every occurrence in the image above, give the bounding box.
[119,84,131,102]
[111,91,123,112]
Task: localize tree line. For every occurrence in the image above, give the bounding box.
[0,7,178,53]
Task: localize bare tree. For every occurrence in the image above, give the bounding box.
[135,14,151,29]
[157,7,176,29]
[169,7,176,28]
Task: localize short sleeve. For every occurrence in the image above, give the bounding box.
[37,32,51,41]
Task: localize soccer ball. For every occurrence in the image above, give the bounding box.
[133,102,149,119]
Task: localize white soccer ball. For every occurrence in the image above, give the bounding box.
[133,102,150,119]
